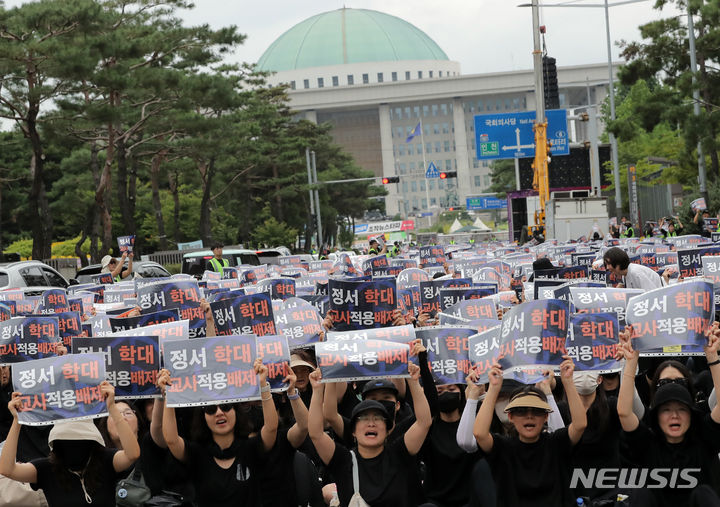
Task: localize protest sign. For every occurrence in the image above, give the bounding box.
[109,309,180,333]
[396,268,430,289]
[273,297,324,349]
[0,316,61,365]
[222,267,239,280]
[102,288,136,305]
[210,293,276,337]
[112,319,189,351]
[691,197,707,212]
[332,253,357,276]
[419,245,446,268]
[326,324,416,344]
[137,280,205,338]
[626,281,713,355]
[315,339,410,382]
[444,297,497,321]
[72,336,160,399]
[0,302,12,321]
[36,289,69,314]
[12,354,107,425]
[497,299,570,374]
[92,273,114,285]
[552,281,605,303]
[362,255,389,276]
[300,294,329,317]
[567,312,622,373]
[56,312,84,345]
[256,278,296,300]
[535,266,590,281]
[117,235,135,254]
[328,278,397,331]
[163,335,259,407]
[397,288,417,315]
[472,268,511,289]
[309,260,334,272]
[419,278,472,317]
[534,279,568,300]
[677,246,720,277]
[439,287,496,311]
[569,286,642,328]
[389,258,418,270]
[415,326,476,385]
[702,256,720,284]
[256,335,291,392]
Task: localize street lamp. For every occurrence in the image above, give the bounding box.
[518,0,649,220]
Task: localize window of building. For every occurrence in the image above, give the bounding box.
[418,160,424,171]
[405,71,411,80]
[406,125,413,136]
[303,79,309,89]
[441,103,448,115]
[377,72,384,83]
[430,197,437,206]
[505,98,512,110]
[407,144,413,155]
[420,181,426,191]
[332,76,339,87]
[513,97,519,109]
[411,181,417,192]
[404,107,411,118]
[434,141,442,153]
[477,100,483,111]
[423,124,430,136]
[409,161,416,172]
[347,74,354,85]
[429,70,433,78]
[392,71,398,82]
[413,106,420,117]
[484,175,491,187]
[442,122,449,134]
[421,198,427,209]
[398,144,405,156]
[412,197,418,209]
[416,144,422,156]
[496,100,502,111]
[426,142,432,154]
[362,73,369,84]
[433,123,440,134]
[429,180,435,190]
[474,175,482,187]
[431,104,438,116]
[290,81,296,90]
[396,126,403,138]
[487,102,492,111]
[395,107,403,120]
[399,163,406,173]
[439,179,444,189]
[317,77,324,88]
[418,71,423,79]
[473,159,479,168]
[446,159,452,170]
[402,181,408,193]
[439,71,443,77]
[423,105,430,117]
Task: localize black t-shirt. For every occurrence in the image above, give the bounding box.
[421,418,481,507]
[30,448,121,507]
[257,428,298,507]
[139,432,194,498]
[621,416,720,506]
[328,437,417,507]
[486,428,575,507]
[185,437,264,507]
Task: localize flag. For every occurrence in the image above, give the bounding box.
[406,122,421,143]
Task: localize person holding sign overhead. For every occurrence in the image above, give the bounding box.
[157,358,278,507]
[603,247,663,291]
[0,382,140,507]
[308,363,432,507]
[101,252,133,282]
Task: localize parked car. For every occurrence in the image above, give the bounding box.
[0,260,72,294]
[181,249,260,278]
[74,260,171,284]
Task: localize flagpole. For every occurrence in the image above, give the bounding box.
[419,120,430,223]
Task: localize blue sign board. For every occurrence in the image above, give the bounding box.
[425,161,440,178]
[474,109,569,160]
[466,196,506,210]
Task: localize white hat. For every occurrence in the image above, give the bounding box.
[101,255,114,270]
[48,419,105,450]
[290,354,315,370]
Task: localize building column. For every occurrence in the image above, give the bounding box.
[378,104,400,217]
[452,98,471,208]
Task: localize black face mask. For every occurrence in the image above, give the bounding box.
[437,392,462,413]
[53,440,95,471]
[376,400,396,430]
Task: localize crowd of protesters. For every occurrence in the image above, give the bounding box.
[1,226,720,507]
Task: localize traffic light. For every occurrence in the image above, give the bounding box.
[542,56,559,110]
[439,171,457,179]
[381,176,399,184]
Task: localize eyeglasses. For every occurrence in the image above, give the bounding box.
[509,408,547,417]
[356,414,385,423]
[657,377,689,389]
[203,403,234,415]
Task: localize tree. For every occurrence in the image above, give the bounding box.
[251,205,298,248]
[487,159,516,197]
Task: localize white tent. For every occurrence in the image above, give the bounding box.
[449,218,463,233]
[473,217,492,231]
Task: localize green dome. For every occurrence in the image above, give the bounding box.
[257,8,449,72]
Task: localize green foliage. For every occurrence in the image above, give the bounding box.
[487,160,516,197]
[251,205,298,248]
[4,238,33,258]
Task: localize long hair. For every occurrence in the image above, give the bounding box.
[49,443,105,494]
[190,403,253,444]
[95,401,146,447]
[650,360,695,402]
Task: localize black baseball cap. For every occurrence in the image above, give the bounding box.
[350,400,391,431]
[650,383,699,417]
[361,379,399,399]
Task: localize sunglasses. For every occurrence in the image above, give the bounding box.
[509,407,547,417]
[203,403,234,415]
[657,377,689,389]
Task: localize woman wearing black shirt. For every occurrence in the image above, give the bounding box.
[158,358,278,507]
[0,382,140,507]
[308,363,432,507]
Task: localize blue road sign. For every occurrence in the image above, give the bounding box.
[474,109,569,160]
[466,196,506,210]
[425,161,440,178]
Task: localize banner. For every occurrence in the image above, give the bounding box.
[535,266,590,281]
[315,339,410,382]
[112,319,189,351]
[396,268,430,289]
[326,324,416,345]
[332,253,358,276]
[92,273,114,285]
[137,280,205,338]
[419,245,446,268]
[273,297,324,349]
[0,317,61,365]
[109,309,180,333]
[497,299,570,373]
[72,336,160,399]
[56,311,85,346]
[415,326,476,385]
[163,335,259,407]
[362,255,389,276]
[552,281,605,303]
[472,268,511,289]
[569,286,642,328]
[439,287,496,311]
[328,279,397,331]
[534,279,568,300]
[419,278,472,317]
[210,293,276,337]
[567,312,622,373]
[444,297,497,321]
[0,302,12,321]
[626,281,713,354]
[300,295,329,317]
[677,246,720,277]
[37,289,69,314]
[256,278,296,300]
[12,354,107,425]
[117,235,135,254]
[256,335,291,392]
[103,288,136,305]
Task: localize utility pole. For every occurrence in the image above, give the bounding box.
[530,0,549,234]
[311,151,322,248]
[687,4,708,204]
[604,0,623,219]
[305,148,315,250]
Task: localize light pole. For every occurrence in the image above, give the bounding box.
[687,3,708,204]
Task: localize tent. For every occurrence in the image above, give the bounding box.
[473,217,492,231]
[449,218,463,233]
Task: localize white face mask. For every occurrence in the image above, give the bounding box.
[494,398,510,424]
[573,372,600,395]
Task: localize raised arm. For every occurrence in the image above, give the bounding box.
[110,252,127,278]
[122,253,134,279]
[308,369,336,465]
[201,299,216,337]
[403,363,432,455]
[0,393,38,483]
[158,369,188,463]
[411,340,438,416]
[616,327,640,432]
[536,370,564,431]
[322,381,345,438]
[101,381,141,472]
[705,323,720,424]
[284,371,309,448]
[473,361,501,454]
[559,356,587,445]
[149,397,167,448]
[256,358,279,451]
[457,369,483,452]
